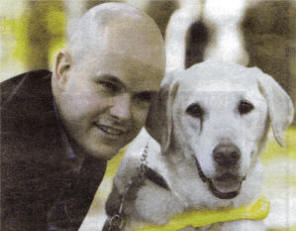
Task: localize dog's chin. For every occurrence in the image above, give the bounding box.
[194,156,243,200]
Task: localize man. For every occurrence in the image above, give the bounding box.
[1,3,165,231]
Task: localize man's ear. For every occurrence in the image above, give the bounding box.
[54,50,72,90]
[254,67,294,146]
[146,71,181,153]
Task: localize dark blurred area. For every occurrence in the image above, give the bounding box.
[243,0,296,112]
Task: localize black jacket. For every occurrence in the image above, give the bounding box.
[1,70,106,231]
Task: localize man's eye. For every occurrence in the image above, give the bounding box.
[135,92,153,103]
[99,81,119,92]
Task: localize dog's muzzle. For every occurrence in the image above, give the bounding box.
[193,156,245,199]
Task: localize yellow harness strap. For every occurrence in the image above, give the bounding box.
[132,196,270,231]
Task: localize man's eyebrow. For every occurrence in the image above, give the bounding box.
[95,74,158,95]
[95,74,125,87]
[135,90,157,95]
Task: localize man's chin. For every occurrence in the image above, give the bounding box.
[78,137,119,160]
[90,141,122,159]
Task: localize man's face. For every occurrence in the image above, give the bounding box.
[58,45,164,159]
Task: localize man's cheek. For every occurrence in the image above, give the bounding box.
[135,108,149,125]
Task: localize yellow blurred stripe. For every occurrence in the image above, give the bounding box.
[132,197,270,231]
[262,126,296,162]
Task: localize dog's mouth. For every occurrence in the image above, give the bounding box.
[208,174,242,199]
[193,156,244,199]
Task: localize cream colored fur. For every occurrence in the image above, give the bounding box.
[108,61,294,231]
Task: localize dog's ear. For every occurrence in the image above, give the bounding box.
[146,71,180,153]
[255,67,294,146]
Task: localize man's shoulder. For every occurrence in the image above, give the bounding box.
[0,70,66,166]
[0,69,55,126]
[1,70,52,106]
[1,69,58,148]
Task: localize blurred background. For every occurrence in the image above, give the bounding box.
[1,0,296,106]
[0,0,295,230]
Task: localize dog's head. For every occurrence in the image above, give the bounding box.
[146,61,294,200]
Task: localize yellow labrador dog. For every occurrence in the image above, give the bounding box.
[105,61,294,231]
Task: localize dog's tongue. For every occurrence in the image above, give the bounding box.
[211,178,241,193]
[211,173,242,195]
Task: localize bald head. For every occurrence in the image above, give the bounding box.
[66,3,165,66]
[52,3,165,159]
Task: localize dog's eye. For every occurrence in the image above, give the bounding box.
[238,100,254,114]
[186,103,204,118]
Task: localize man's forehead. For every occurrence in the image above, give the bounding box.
[108,30,162,57]
[94,55,163,92]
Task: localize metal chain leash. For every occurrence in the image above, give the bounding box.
[102,141,150,231]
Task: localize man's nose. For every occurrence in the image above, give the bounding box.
[110,94,132,121]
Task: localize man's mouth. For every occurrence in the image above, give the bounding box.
[94,123,128,136]
[193,156,244,199]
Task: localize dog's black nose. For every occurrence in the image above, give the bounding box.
[213,143,241,167]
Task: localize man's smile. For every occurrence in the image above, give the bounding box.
[94,123,128,136]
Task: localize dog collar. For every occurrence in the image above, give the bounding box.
[132,196,270,231]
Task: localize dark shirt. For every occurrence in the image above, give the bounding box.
[1,70,107,231]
